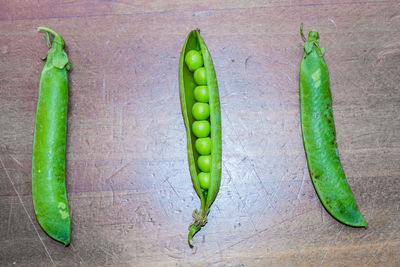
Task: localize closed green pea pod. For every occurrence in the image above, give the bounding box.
[179,29,222,247]
[32,27,71,245]
[299,24,367,227]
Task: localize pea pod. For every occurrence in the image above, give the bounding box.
[179,29,222,247]
[32,27,71,245]
[299,24,367,227]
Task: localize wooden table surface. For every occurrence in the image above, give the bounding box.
[1,1,399,266]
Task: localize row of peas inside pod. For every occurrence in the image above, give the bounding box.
[185,50,212,191]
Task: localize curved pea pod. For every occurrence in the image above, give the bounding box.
[299,24,367,227]
[179,29,222,247]
[32,27,71,245]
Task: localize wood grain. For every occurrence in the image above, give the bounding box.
[1,1,399,266]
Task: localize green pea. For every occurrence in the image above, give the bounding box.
[192,102,210,120]
[194,67,207,85]
[198,155,211,172]
[195,137,212,155]
[198,172,211,190]
[32,27,71,245]
[179,29,222,247]
[185,50,204,72]
[299,24,367,227]
[192,120,210,138]
[194,86,209,103]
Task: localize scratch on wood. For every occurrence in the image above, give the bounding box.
[102,74,106,102]
[119,107,123,137]
[366,231,395,265]
[245,56,252,69]
[1,1,391,23]
[223,161,257,232]
[0,157,56,266]
[9,155,24,169]
[105,160,133,183]
[111,94,115,140]
[164,177,180,198]
[318,251,328,267]
[252,164,282,215]
[192,10,212,16]
[222,228,257,252]
[70,243,87,267]
[7,202,12,234]
[367,253,378,265]
[328,17,337,28]
[221,105,282,220]
[111,183,116,206]
[222,208,319,253]
[336,225,344,240]
[167,254,183,259]
[318,225,344,266]
[297,163,308,200]
[97,245,114,264]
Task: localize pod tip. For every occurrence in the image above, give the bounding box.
[37,26,48,32]
[51,229,71,246]
[37,216,71,245]
[188,238,194,248]
[188,224,200,248]
[346,210,368,228]
[359,218,368,228]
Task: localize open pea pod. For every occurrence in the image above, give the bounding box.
[179,29,222,247]
[299,24,367,227]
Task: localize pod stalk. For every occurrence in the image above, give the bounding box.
[188,224,201,247]
[300,23,307,42]
[38,27,65,48]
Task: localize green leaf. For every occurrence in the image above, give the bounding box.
[319,46,325,56]
[52,51,69,69]
[304,41,313,54]
[45,32,51,48]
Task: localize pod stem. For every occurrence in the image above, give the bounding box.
[45,32,51,48]
[38,27,65,48]
[187,208,208,247]
[300,23,306,42]
[188,224,201,247]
